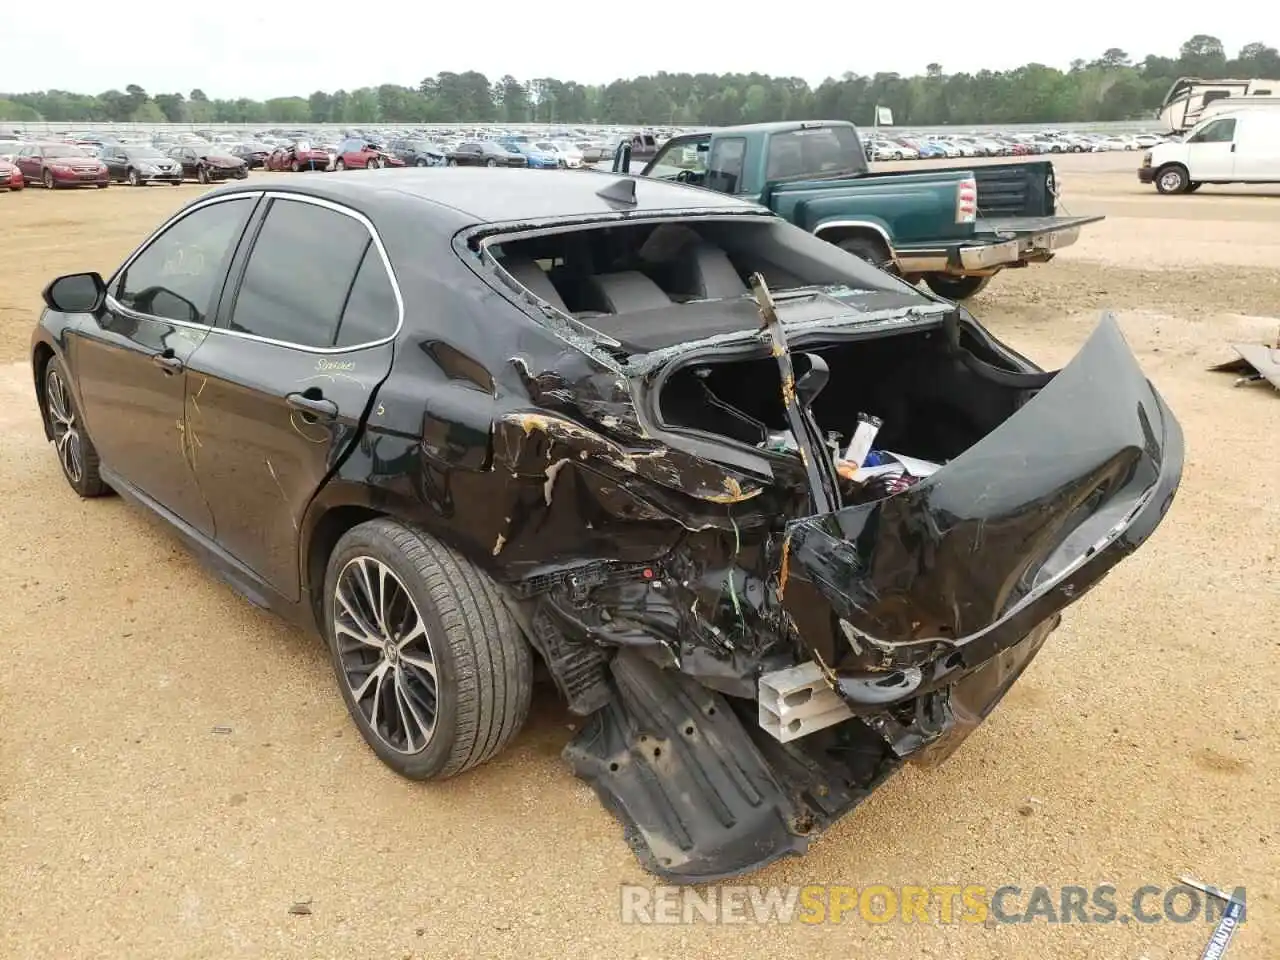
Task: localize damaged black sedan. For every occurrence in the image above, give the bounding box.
[30,169,1182,882]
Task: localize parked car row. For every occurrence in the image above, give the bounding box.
[863,130,1175,161]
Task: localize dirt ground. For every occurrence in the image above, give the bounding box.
[1,153,1277,959]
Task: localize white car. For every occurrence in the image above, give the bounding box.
[536,141,583,168]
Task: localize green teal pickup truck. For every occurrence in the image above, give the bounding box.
[612,120,1102,299]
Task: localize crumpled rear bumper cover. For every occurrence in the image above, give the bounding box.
[564,315,1182,883]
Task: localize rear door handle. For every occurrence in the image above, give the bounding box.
[152,350,183,374]
[286,392,338,420]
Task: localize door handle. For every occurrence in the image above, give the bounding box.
[152,350,183,374]
[286,392,339,420]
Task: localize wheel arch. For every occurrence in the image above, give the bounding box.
[31,340,57,440]
[813,220,895,260]
[1154,161,1190,188]
[301,498,388,629]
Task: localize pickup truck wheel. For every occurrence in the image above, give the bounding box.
[836,236,898,275]
[1155,165,1189,194]
[924,274,992,300]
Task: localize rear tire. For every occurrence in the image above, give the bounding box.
[835,235,898,275]
[924,273,992,300]
[323,519,533,781]
[41,356,108,498]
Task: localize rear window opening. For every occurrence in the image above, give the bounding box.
[484,217,911,354]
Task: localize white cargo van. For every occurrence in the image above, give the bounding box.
[1139,109,1280,194]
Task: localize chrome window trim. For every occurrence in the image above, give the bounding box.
[104,189,405,355]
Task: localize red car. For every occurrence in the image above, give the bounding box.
[333,138,405,170]
[0,157,23,191]
[264,141,335,172]
[14,142,109,189]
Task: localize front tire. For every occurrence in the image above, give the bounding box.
[486,158,497,168]
[924,273,993,300]
[1155,165,1189,195]
[42,357,108,498]
[323,520,533,781]
[127,168,141,187]
[197,165,210,185]
[43,169,55,189]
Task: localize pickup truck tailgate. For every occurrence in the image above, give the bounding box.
[978,214,1105,236]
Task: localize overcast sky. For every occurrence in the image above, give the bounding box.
[0,9,1262,99]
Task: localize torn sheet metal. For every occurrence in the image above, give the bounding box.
[1209,341,1280,391]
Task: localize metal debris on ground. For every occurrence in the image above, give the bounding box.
[211,726,233,735]
[1208,330,1280,392]
[288,901,313,916]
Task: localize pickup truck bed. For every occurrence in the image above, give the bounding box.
[617,121,1104,300]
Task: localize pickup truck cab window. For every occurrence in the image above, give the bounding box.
[766,126,863,181]
[647,137,708,183]
[706,137,746,193]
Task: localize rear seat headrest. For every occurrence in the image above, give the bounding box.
[501,256,570,314]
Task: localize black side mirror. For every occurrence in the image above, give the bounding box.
[42,272,106,314]
[794,353,829,408]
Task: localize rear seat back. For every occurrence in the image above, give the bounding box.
[657,243,747,301]
[582,271,673,314]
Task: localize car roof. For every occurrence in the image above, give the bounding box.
[206,168,766,226]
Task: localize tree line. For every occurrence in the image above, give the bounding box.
[2,36,1277,128]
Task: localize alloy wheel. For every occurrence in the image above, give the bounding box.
[43,169,54,189]
[128,169,140,186]
[333,556,439,754]
[45,368,83,483]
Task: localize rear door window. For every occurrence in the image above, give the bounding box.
[227,197,381,349]
[335,244,399,348]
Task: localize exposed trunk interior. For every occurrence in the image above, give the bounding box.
[658,328,1030,467]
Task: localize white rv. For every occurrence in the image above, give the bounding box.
[1139,109,1280,193]
[1157,77,1280,133]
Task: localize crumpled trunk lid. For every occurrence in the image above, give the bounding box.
[780,314,1183,699]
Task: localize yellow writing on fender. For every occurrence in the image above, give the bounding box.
[797,885,990,924]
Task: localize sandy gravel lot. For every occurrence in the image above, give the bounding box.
[1,153,1277,959]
